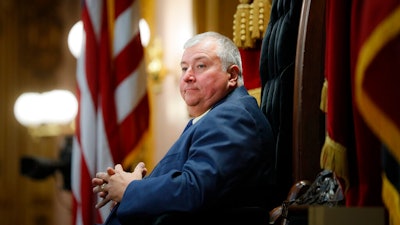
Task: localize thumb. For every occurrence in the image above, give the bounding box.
[135,162,146,170]
[114,164,124,172]
[106,167,116,176]
[134,162,147,177]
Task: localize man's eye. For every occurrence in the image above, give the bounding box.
[197,64,206,69]
[181,67,188,72]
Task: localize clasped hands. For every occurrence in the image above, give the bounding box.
[92,162,147,209]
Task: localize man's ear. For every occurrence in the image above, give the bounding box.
[227,65,240,84]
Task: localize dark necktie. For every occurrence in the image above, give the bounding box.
[183,119,193,133]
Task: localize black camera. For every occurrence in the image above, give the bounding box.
[20,136,72,190]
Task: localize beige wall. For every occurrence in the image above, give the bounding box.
[150,0,194,165]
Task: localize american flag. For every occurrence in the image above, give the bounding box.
[71,0,150,224]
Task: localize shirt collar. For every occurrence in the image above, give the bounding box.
[192,109,210,124]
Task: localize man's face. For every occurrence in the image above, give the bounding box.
[179,39,236,117]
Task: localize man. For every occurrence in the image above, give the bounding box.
[92,31,277,225]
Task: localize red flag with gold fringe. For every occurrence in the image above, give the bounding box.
[351,0,400,223]
[320,0,354,193]
[320,0,385,209]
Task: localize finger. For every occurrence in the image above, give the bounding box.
[93,185,100,193]
[93,184,107,194]
[98,191,108,198]
[92,177,105,186]
[96,172,108,180]
[135,162,145,170]
[135,162,147,177]
[96,197,111,209]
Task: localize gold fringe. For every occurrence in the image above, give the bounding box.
[233,0,272,49]
[382,173,400,225]
[233,0,253,48]
[320,134,349,192]
[250,0,272,40]
[320,78,328,113]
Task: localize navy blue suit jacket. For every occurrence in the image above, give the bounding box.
[103,86,276,225]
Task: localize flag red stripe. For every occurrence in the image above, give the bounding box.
[115,0,133,18]
[115,33,143,84]
[119,92,150,158]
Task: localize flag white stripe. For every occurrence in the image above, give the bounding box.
[86,0,103,42]
[115,59,147,123]
[114,9,133,56]
[113,0,140,57]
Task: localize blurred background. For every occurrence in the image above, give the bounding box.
[0,0,237,224]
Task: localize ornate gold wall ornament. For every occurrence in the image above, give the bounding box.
[146,37,165,93]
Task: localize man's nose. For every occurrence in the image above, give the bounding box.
[183,68,195,81]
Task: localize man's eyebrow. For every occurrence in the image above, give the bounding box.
[181,56,208,65]
[193,56,208,61]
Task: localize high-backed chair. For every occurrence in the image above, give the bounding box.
[266,0,328,223]
[259,0,304,205]
[292,0,326,183]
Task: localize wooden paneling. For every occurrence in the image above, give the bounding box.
[192,0,237,38]
[0,0,79,224]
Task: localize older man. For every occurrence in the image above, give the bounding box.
[93,31,277,225]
